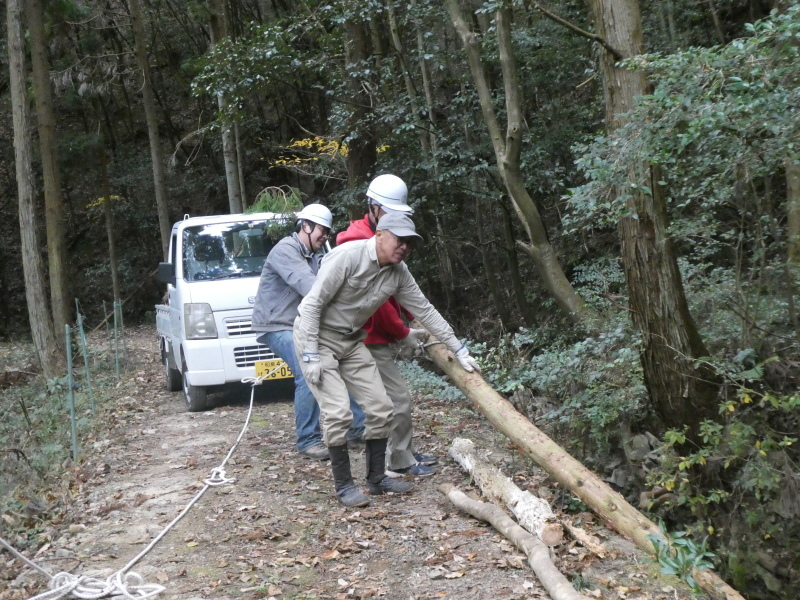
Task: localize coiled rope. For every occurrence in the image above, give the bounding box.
[1,367,279,600]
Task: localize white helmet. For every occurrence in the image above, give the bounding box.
[295,203,332,229]
[366,174,412,213]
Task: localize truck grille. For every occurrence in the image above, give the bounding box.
[234,345,275,367]
[225,317,253,337]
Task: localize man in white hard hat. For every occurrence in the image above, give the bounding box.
[294,212,480,507]
[252,203,365,460]
[336,174,438,478]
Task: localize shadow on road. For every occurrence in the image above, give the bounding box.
[192,379,295,411]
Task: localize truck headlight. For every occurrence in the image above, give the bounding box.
[184,303,218,339]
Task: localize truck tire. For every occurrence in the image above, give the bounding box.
[162,346,182,392]
[182,358,209,412]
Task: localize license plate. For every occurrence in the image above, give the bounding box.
[255,358,293,380]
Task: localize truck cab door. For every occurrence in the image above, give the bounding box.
[167,233,182,342]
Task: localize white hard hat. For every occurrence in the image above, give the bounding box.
[366,174,412,213]
[295,203,332,229]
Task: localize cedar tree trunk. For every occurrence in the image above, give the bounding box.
[787,160,800,263]
[8,0,62,379]
[128,0,172,259]
[589,0,720,430]
[209,0,243,214]
[342,2,377,218]
[27,0,70,344]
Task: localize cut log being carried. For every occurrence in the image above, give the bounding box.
[422,334,745,600]
[449,437,563,546]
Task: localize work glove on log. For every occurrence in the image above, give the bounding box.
[455,345,481,374]
[302,352,322,385]
[400,328,428,352]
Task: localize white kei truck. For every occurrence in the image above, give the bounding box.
[156,212,292,411]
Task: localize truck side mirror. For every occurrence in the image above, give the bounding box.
[157,262,176,286]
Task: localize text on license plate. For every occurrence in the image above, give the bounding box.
[255,358,293,380]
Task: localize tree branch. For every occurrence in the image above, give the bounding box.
[439,483,590,600]
[444,0,507,164]
[533,2,623,60]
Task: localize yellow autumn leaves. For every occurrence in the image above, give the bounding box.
[268,136,389,169]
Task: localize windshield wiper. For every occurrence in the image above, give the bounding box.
[215,270,261,279]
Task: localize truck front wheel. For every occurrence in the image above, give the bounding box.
[162,345,182,392]
[182,358,209,412]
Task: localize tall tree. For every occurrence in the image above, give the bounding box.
[208,0,243,214]
[342,0,377,215]
[588,0,720,430]
[8,0,61,379]
[27,0,70,346]
[446,0,594,324]
[128,0,172,259]
[94,97,122,305]
[788,161,800,263]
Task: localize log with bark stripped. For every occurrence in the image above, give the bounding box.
[439,483,591,600]
[449,437,563,546]
[422,333,745,600]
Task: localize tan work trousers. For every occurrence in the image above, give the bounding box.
[367,344,416,470]
[294,328,394,446]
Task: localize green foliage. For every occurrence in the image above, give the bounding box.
[648,521,716,594]
[244,186,302,241]
[398,360,465,403]
[570,256,627,312]
[568,6,800,236]
[1,375,81,540]
[561,492,590,514]
[473,323,649,452]
[569,573,590,591]
[247,186,303,214]
[0,338,121,547]
[645,351,799,593]
[649,351,798,510]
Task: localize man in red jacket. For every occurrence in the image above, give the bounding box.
[336,174,438,477]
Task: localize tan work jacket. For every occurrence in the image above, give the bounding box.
[295,237,462,354]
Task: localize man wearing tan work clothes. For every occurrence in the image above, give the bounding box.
[293,213,481,507]
[337,173,437,478]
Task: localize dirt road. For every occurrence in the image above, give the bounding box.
[2,327,690,600]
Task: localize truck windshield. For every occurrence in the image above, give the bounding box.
[182,220,284,282]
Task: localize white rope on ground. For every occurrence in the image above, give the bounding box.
[1,367,279,600]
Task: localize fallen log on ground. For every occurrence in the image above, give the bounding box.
[562,518,608,558]
[449,437,563,546]
[423,335,744,600]
[439,483,591,600]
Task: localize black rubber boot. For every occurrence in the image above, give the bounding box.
[365,438,413,495]
[329,444,369,507]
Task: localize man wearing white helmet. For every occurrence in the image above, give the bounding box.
[252,203,365,460]
[336,174,438,478]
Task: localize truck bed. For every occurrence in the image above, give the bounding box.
[156,304,171,337]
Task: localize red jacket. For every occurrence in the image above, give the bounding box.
[336,215,412,345]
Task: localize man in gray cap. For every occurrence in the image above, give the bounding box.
[293,212,480,507]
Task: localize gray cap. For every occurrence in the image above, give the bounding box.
[376,213,422,240]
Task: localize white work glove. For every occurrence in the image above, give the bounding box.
[400,328,428,352]
[302,352,322,385]
[455,345,481,374]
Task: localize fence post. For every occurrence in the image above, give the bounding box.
[113,301,120,382]
[75,300,95,412]
[116,300,129,362]
[66,325,79,463]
